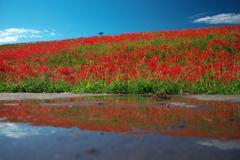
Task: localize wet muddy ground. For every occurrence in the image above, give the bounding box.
[0,93,240,160]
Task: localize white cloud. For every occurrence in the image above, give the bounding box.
[50,32,56,36]
[192,13,240,24]
[29,35,42,38]
[188,13,208,20]
[0,28,57,43]
[0,36,19,42]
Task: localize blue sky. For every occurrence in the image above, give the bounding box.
[0,0,240,45]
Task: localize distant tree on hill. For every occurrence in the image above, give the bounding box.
[99,32,104,36]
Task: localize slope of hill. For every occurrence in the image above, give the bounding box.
[0,26,240,94]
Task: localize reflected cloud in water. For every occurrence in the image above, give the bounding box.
[197,139,240,150]
[0,122,57,139]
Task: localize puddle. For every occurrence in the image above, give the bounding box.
[0,95,240,160]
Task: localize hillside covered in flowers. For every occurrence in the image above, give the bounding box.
[0,25,239,94]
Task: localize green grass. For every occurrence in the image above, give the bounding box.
[1,78,239,94]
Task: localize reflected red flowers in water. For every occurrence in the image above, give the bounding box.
[0,96,239,140]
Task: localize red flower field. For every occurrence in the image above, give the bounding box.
[0,25,239,94]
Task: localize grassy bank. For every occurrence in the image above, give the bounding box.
[0,79,239,94]
[0,26,240,94]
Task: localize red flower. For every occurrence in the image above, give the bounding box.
[107,78,112,84]
[59,67,70,75]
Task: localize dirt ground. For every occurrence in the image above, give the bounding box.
[0,93,114,100]
[0,92,239,103]
[181,94,240,103]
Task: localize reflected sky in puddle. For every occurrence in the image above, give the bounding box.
[0,95,240,160]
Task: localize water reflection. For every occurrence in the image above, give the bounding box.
[0,95,239,140]
[196,139,240,150]
[0,95,240,160]
[0,122,57,139]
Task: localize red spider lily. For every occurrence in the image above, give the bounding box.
[59,67,71,75]
[0,25,239,86]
